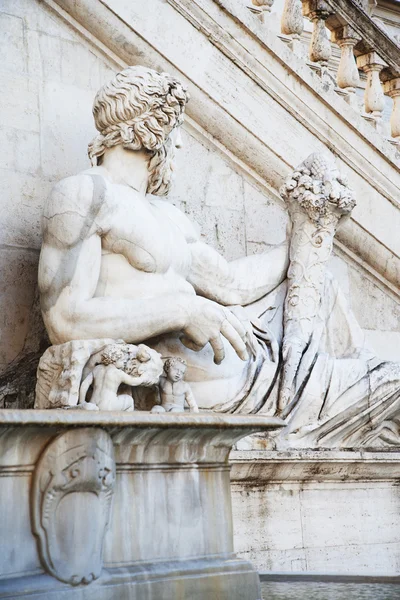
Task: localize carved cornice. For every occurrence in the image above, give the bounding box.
[45,0,400,301]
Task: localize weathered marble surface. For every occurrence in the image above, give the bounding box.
[1,0,400,413]
[0,410,283,599]
[231,449,400,575]
[34,64,400,449]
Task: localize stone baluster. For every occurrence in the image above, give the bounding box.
[331,26,361,109]
[383,78,400,142]
[248,0,275,22]
[302,1,334,69]
[356,52,387,127]
[281,0,304,55]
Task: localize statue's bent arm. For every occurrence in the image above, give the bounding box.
[78,371,94,406]
[39,176,190,345]
[188,240,289,306]
[39,177,248,363]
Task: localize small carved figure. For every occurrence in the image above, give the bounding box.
[151,357,199,414]
[79,342,163,411]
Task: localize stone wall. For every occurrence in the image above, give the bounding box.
[1,0,400,409]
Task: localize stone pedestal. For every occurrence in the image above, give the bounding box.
[0,410,282,599]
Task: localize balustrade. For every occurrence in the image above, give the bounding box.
[245,0,400,143]
[248,0,275,22]
[281,0,304,54]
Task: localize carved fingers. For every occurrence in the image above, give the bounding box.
[181,299,248,364]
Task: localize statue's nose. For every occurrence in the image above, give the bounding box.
[175,128,183,149]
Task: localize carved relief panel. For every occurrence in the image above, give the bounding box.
[31,428,115,585]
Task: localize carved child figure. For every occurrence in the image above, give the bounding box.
[151,358,199,414]
[79,343,161,411]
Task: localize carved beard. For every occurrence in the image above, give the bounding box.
[146,137,175,196]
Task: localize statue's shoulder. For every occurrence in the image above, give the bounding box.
[44,171,97,220]
[42,171,108,246]
[151,199,199,242]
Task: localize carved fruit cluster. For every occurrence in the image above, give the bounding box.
[280,154,356,226]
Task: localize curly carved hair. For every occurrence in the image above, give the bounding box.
[88,66,189,173]
[164,357,187,373]
[101,343,126,366]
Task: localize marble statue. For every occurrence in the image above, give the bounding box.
[35,339,163,410]
[79,342,163,411]
[37,65,400,447]
[151,357,199,413]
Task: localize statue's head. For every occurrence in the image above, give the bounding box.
[88,66,190,196]
[164,357,187,381]
[101,343,126,369]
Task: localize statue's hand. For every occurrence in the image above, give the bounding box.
[180,297,248,364]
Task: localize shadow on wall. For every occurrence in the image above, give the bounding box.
[0,289,49,409]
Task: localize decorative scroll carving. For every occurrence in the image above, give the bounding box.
[31,428,115,585]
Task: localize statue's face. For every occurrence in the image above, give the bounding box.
[146,124,184,197]
[169,126,183,150]
[167,363,186,382]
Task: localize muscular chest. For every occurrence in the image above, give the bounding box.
[101,186,190,275]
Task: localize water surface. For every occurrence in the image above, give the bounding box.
[261,581,400,599]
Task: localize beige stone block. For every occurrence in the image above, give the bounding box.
[305,542,400,575]
[244,181,289,247]
[0,12,26,76]
[0,247,38,366]
[204,161,244,211]
[364,330,400,362]
[37,32,62,83]
[192,204,246,261]
[0,169,51,248]
[0,76,39,132]
[60,40,102,90]
[39,81,96,179]
[168,130,213,210]
[0,128,40,175]
[1,0,76,40]
[348,265,400,332]
[239,547,307,573]
[231,484,303,556]
[300,484,400,549]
